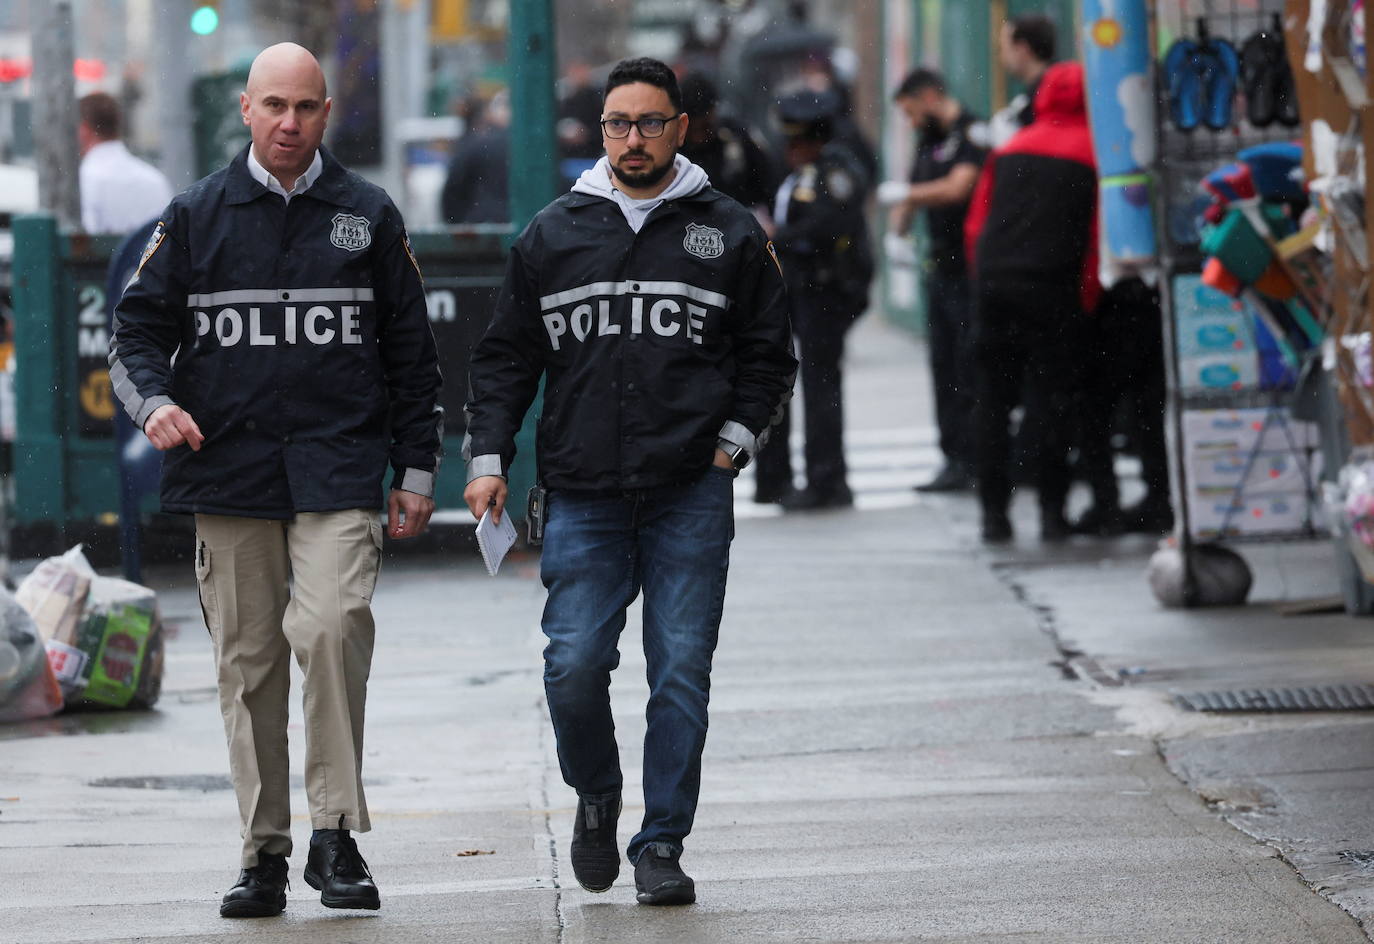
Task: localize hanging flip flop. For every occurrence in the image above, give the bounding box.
[1240,23,1284,126]
[1200,32,1240,131]
[1275,14,1301,128]
[1163,36,1203,131]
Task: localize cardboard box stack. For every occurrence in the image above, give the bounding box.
[1182,407,1322,538]
[1174,274,1260,392]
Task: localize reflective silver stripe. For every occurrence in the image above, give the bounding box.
[466,453,505,483]
[185,288,376,306]
[430,407,445,482]
[134,394,174,430]
[717,420,758,456]
[399,468,435,498]
[757,365,798,451]
[538,281,623,309]
[539,280,731,311]
[105,353,145,425]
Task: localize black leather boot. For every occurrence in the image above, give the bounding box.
[304,816,380,910]
[220,851,289,918]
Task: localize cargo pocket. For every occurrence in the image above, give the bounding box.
[194,539,219,640]
[359,517,384,602]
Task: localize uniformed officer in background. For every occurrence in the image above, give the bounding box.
[884,68,987,495]
[678,72,778,226]
[753,89,873,509]
[110,43,443,918]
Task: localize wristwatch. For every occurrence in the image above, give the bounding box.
[717,439,751,470]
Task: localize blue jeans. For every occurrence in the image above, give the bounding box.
[540,466,735,863]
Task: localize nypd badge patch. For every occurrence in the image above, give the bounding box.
[683,223,725,260]
[765,240,784,277]
[133,222,165,280]
[330,213,372,251]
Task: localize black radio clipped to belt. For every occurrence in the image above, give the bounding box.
[526,485,547,546]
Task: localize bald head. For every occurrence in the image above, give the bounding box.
[247,42,326,100]
[241,43,331,191]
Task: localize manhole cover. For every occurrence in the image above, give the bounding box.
[1174,684,1374,712]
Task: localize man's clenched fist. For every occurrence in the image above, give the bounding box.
[144,404,204,452]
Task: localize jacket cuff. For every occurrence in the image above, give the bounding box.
[135,395,175,430]
[466,453,506,483]
[395,467,435,498]
[717,420,758,455]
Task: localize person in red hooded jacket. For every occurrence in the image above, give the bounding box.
[963,60,1099,544]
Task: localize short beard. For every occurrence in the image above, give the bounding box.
[611,152,675,190]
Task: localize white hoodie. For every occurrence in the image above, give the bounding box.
[571,154,711,233]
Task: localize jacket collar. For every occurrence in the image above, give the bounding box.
[561,187,724,210]
[224,145,354,207]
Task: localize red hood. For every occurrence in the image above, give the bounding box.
[1033,61,1087,125]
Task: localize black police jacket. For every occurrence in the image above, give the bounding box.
[110,146,443,519]
[463,183,795,492]
[772,145,874,299]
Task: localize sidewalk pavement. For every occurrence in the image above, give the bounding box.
[1,313,1371,942]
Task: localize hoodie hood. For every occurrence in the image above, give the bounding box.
[1033,61,1088,125]
[571,154,711,232]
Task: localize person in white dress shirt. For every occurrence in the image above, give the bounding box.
[78,92,174,234]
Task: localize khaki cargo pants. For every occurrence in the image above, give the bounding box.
[194,509,383,868]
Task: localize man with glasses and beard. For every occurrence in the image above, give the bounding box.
[462,57,794,905]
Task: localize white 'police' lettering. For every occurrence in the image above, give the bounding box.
[539,293,722,350]
[687,304,707,345]
[342,305,363,344]
[216,308,244,346]
[543,312,567,351]
[249,307,275,346]
[305,306,335,344]
[598,300,619,336]
[571,304,592,342]
[192,304,368,348]
[651,299,680,337]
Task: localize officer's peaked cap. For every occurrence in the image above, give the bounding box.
[777,89,839,141]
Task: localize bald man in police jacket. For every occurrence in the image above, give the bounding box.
[110,43,442,918]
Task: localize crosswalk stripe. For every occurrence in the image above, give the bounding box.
[736,424,940,515]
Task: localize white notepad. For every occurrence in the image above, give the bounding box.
[474,507,518,576]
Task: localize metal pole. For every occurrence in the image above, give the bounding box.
[507,0,558,229]
[151,0,196,188]
[31,0,81,229]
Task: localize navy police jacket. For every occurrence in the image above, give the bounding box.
[772,145,874,300]
[110,146,443,519]
[464,165,795,492]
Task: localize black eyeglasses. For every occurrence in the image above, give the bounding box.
[599,114,682,139]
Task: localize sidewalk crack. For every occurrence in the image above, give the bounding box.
[991,563,1104,683]
[537,694,567,942]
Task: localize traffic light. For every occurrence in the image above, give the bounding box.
[190,2,220,36]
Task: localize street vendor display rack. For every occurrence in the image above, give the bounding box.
[1152,0,1332,605]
